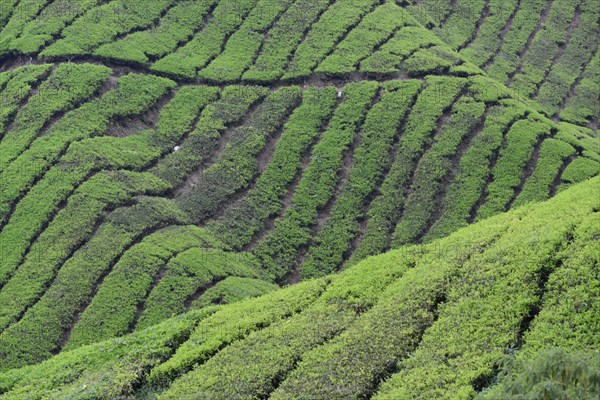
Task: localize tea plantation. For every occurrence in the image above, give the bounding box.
[0,176,597,399]
[0,0,598,398]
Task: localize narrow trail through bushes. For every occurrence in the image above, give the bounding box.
[506,0,554,86]
[531,5,582,101]
[549,154,576,196]
[0,66,53,139]
[288,88,384,281]
[183,276,224,312]
[128,262,169,334]
[2,48,470,91]
[194,112,292,226]
[482,0,522,69]
[379,82,426,251]
[439,0,459,28]
[171,106,262,198]
[278,0,341,75]
[242,151,306,253]
[345,82,426,260]
[420,108,490,242]
[313,90,380,234]
[106,89,176,138]
[393,88,466,242]
[149,1,219,65]
[187,1,260,79]
[172,97,264,198]
[554,43,600,120]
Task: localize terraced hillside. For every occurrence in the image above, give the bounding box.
[1,0,598,131]
[0,176,598,399]
[0,0,599,395]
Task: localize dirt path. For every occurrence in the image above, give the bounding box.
[420,107,489,242]
[549,154,576,197]
[439,0,459,27]
[457,0,491,52]
[468,112,529,223]
[531,6,582,100]
[242,100,340,253]
[554,36,600,120]
[172,96,265,198]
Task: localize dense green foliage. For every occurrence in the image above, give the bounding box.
[5,0,99,55]
[0,0,56,53]
[151,85,269,187]
[392,96,486,246]
[0,196,189,371]
[350,75,465,260]
[241,0,333,82]
[195,0,294,83]
[476,118,551,219]
[359,26,441,76]
[0,73,175,291]
[64,228,229,349]
[513,138,576,206]
[416,0,600,127]
[424,101,528,240]
[316,3,411,76]
[560,52,600,126]
[150,0,258,79]
[135,248,263,331]
[283,0,379,79]
[40,0,175,58]
[147,278,328,387]
[0,1,599,397]
[0,0,594,129]
[190,276,278,309]
[95,0,218,65]
[479,349,600,400]
[480,211,600,399]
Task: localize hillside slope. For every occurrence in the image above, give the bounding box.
[1,0,600,373]
[0,66,598,371]
[0,176,598,399]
